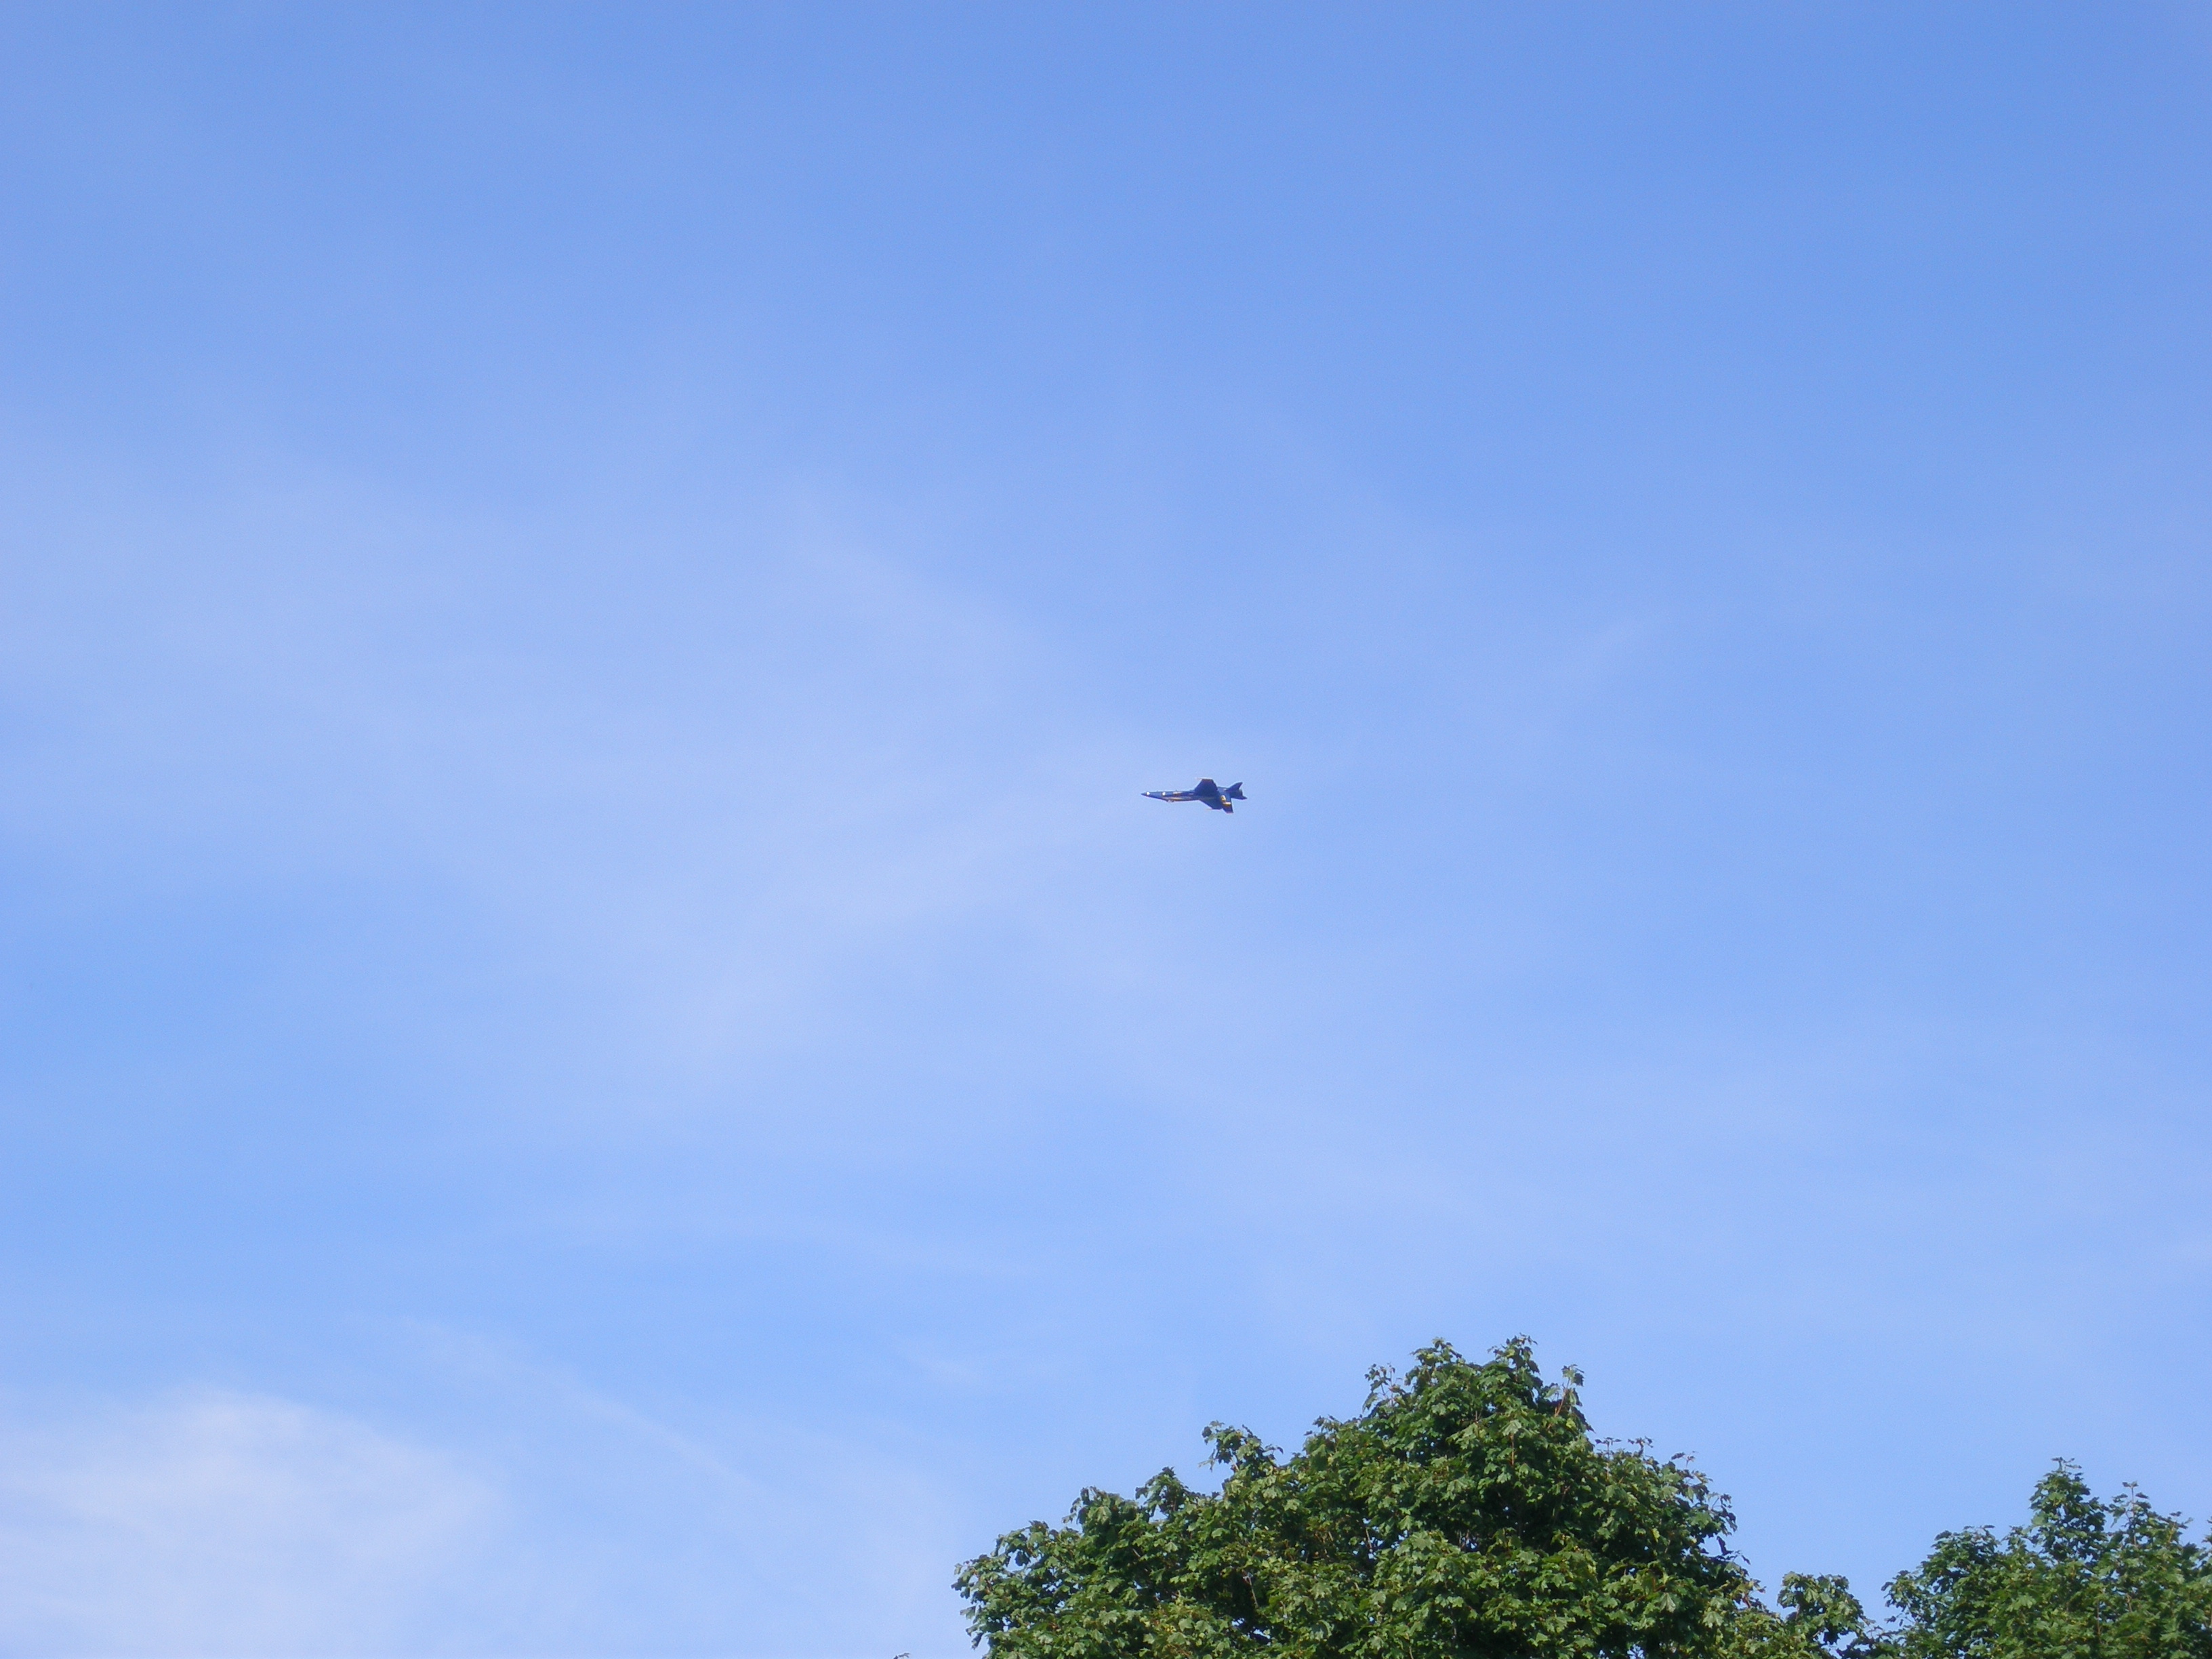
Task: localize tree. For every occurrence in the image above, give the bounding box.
[1725,1574,1888,1659]
[1884,1462,2212,1659]
[956,1338,1832,1658]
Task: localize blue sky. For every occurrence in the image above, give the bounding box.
[1,4,2207,1654]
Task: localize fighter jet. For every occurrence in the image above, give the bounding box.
[1143,777,1246,813]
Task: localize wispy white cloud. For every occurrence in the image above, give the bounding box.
[0,1391,499,1658]
[0,1360,977,1659]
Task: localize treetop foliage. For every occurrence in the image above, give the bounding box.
[956,1339,2211,1659]
[958,1338,1758,1658]
[1884,1462,2212,1658]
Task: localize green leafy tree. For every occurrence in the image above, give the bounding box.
[1725,1574,1889,1659]
[1884,1462,2212,1658]
[956,1338,1842,1658]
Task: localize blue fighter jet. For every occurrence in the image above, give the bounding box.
[1143,777,1246,813]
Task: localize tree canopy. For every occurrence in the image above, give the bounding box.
[958,1338,1767,1658]
[1884,1461,2212,1659]
[956,1340,2207,1659]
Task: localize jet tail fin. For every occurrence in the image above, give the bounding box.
[1223,783,1246,800]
